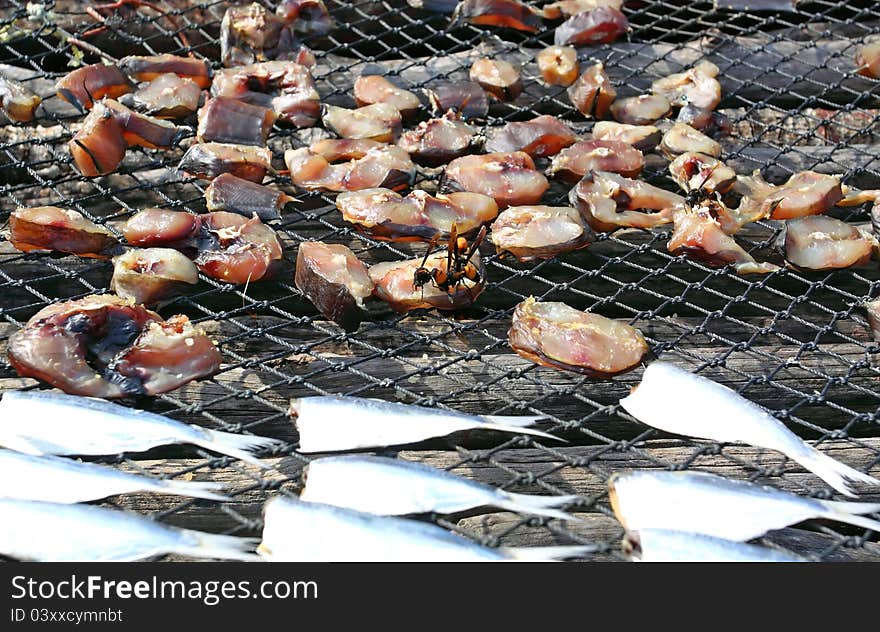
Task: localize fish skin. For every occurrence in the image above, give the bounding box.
[0,391,283,468]
[0,499,259,562]
[0,449,229,503]
[290,396,560,453]
[301,455,580,521]
[625,529,806,562]
[259,496,593,562]
[609,470,880,541]
[619,361,879,496]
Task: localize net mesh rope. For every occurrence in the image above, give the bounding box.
[1,0,879,560]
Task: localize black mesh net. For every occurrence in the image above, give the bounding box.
[1,0,880,561]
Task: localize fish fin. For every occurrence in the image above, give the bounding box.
[149,479,231,502]
[171,532,261,562]
[497,493,583,522]
[193,429,285,469]
[502,545,597,561]
[481,414,549,427]
[820,500,880,515]
[791,449,880,497]
[479,422,564,443]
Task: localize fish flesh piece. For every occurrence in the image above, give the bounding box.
[0,499,257,562]
[276,0,334,35]
[610,94,671,126]
[7,295,222,398]
[369,251,485,313]
[676,103,731,137]
[783,216,875,271]
[301,455,580,520]
[0,449,227,503]
[547,139,644,182]
[284,141,414,192]
[68,102,127,176]
[336,188,498,241]
[651,61,721,110]
[668,203,779,274]
[509,297,648,376]
[354,75,421,117]
[542,0,623,19]
[452,0,543,33]
[554,7,628,46]
[205,173,293,222]
[0,75,41,122]
[623,529,805,562]
[668,152,736,195]
[197,96,277,146]
[178,142,273,182]
[110,248,200,305]
[211,61,320,127]
[259,496,591,561]
[118,54,212,88]
[536,45,579,86]
[569,170,682,232]
[295,241,374,332]
[734,170,843,220]
[620,362,880,496]
[567,62,616,118]
[609,470,880,540]
[591,121,661,152]
[0,390,282,468]
[443,151,549,207]
[291,395,560,452]
[9,206,118,258]
[470,58,522,101]
[322,103,402,142]
[490,205,593,261]
[484,115,578,158]
[102,99,187,149]
[192,212,283,284]
[122,208,199,247]
[119,73,202,119]
[856,40,880,79]
[660,122,721,158]
[424,82,489,120]
[397,111,479,166]
[220,2,299,67]
[56,63,132,112]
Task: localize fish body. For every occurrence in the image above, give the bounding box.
[289,396,558,452]
[0,499,258,562]
[619,362,879,496]
[609,470,880,541]
[259,496,592,562]
[0,449,228,503]
[301,455,578,520]
[625,529,805,562]
[0,391,282,468]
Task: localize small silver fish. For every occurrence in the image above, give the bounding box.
[0,391,284,468]
[259,496,594,562]
[619,362,879,496]
[0,449,228,503]
[289,396,560,453]
[0,499,259,562]
[301,455,579,520]
[609,470,880,541]
[623,529,806,562]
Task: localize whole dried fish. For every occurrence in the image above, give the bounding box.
[301,455,579,520]
[619,362,880,496]
[289,395,559,452]
[623,529,805,562]
[0,449,227,503]
[0,390,282,468]
[0,499,258,562]
[609,470,880,540]
[259,497,591,561]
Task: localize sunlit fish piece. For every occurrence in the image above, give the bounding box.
[197,96,277,146]
[424,82,489,120]
[118,54,212,88]
[470,57,522,101]
[301,455,580,520]
[676,103,731,137]
[536,45,579,87]
[119,73,201,119]
[484,115,578,158]
[567,62,615,118]
[354,75,421,117]
[623,529,805,562]
[490,205,593,261]
[205,173,293,222]
[9,206,118,258]
[856,40,880,79]
[192,212,283,284]
[570,170,683,232]
[610,94,670,126]
[178,142,272,182]
[122,208,199,247]
[554,6,628,46]
[451,0,543,33]
[668,152,736,195]
[591,121,661,152]
[0,449,228,503]
[322,103,402,142]
[110,248,199,305]
[0,75,41,122]
[397,111,479,166]
[548,140,644,182]
[619,362,880,496]
[56,63,132,112]
[284,141,414,192]
[734,170,843,220]
[0,499,258,561]
[68,102,127,176]
[542,0,623,19]
[783,216,876,271]
[609,470,880,540]
[276,0,334,35]
[660,122,721,158]
[103,99,187,149]
[0,390,283,468]
[443,151,549,207]
[651,61,721,111]
[289,395,560,452]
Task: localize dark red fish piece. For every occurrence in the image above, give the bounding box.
[567,62,616,118]
[68,103,127,177]
[178,142,273,182]
[9,206,118,258]
[553,7,628,46]
[276,0,334,34]
[197,96,277,146]
[56,64,131,112]
[452,0,543,32]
